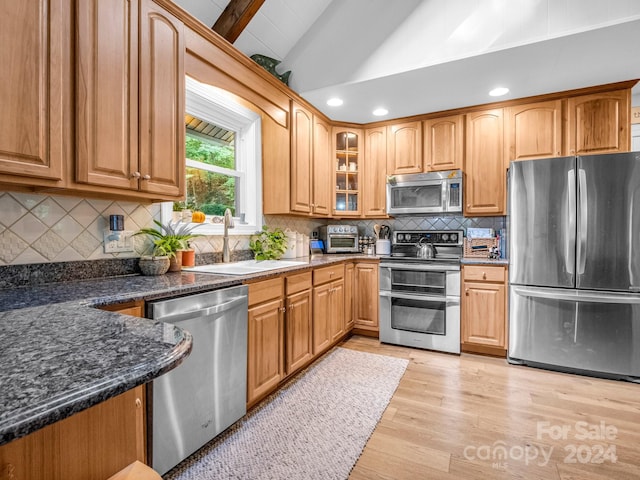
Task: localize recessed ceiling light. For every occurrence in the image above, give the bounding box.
[372,107,388,116]
[489,87,509,97]
[327,97,343,107]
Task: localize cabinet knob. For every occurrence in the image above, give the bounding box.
[280,306,286,313]
[131,171,141,178]
[142,174,151,180]
[329,271,334,276]
[135,398,142,408]
[465,288,469,296]
[482,272,487,279]
[289,303,294,311]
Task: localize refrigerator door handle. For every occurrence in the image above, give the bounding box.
[577,168,588,275]
[566,169,576,276]
[511,285,640,304]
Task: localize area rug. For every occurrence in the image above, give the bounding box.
[164,347,409,480]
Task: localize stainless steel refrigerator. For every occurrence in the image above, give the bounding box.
[508,152,640,382]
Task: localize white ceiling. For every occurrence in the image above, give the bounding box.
[174,0,640,123]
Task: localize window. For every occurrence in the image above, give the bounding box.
[184,122,238,216]
[161,76,262,235]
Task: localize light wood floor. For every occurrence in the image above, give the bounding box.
[342,336,640,480]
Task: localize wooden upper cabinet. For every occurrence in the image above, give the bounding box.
[465,109,505,216]
[363,126,387,217]
[290,102,313,213]
[387,121,422,174]
[312,115,332,216]
[0,0,68,183]
[566,90,631,155]
[76,0,185,198]
[505,100,562,162]
[423,115,464,171]
[76,0,139,190]
[333,127,362,216]
[138,0,185,197]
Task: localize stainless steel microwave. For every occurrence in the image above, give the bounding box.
[386,170,463,215]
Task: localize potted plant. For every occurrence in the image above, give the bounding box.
[134,220,202,273]
[249,225,287,260]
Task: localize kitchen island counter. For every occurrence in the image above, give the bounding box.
[0,254,372,445]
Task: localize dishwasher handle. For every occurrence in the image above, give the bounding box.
[154,295,247,324]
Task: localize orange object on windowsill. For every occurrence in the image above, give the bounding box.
[191,211,206,223]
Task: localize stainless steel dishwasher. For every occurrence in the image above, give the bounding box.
[147,284,248,475]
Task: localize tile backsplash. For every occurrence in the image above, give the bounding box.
[0,192,328,266]
[0,192,161,265]
[0,189,505,266]
[343,215,506,238]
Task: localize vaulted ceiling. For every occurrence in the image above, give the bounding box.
[175,0,640,123]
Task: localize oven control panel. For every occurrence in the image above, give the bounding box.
[325,224,358,234]
[393,230,463,246]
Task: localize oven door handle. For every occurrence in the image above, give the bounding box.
[379,290,460,305]
[379,263,461,272]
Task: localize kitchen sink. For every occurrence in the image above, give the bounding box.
[182,259,310,275]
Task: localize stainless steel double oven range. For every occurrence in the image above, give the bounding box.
[379,230,463,354]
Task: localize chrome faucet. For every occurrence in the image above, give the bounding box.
[222,208,235,263]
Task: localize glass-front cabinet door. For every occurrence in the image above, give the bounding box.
[333,128,362,215]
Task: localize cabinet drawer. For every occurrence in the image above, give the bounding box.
[313,264,344,286]
[463,265,505,282]
[247,277,284,307]
[286,271,312,295]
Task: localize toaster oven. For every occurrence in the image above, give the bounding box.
[318,225,359,253]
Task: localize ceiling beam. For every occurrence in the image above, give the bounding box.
[212,0,266,43]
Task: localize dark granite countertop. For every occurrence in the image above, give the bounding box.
[461,258,509,265]
[0,254,373,445]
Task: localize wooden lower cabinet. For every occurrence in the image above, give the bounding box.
[461,265,508,356]
[353,262,379,334]
[285,272,313,375]
[246,277,284,407]
[0,386,146,480]
[312,282,332,354]
[329,280,345,343]
[246,262,373,407]
[344,262,355,330]
[312,265,345,355]
[99,300,144,318]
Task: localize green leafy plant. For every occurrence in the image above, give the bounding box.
[249,225,287,260]
[134,220,202,258]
